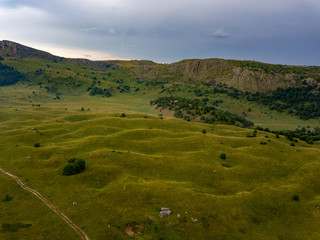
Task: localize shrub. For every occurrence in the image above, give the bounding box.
[62,158,86,176]
[247,130,257,138]
[252,130,257,137]
[62,164,76,176]
[33,143,40,148]
[292,194,300,201]
[290,143,295,147]
[202,129,207,134]
[220,153,226,160]
[120,113,126,117]
[2,194,12,202]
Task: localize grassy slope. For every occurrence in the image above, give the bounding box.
[0,84,320,239]
[1,56,319,130]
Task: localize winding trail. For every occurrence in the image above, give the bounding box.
[0,166,89,240]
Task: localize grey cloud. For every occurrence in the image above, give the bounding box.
[80,27,99,32]
[211,29,228,38]
[0,0,319,65]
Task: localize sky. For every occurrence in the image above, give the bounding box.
[0,0,319,65]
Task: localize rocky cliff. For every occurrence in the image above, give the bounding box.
[129,59,320,93]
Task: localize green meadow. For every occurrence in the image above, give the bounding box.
[0,83,320,239]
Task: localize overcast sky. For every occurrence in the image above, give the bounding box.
[0,0,319,65]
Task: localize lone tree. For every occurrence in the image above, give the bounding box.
[62,157,86,176]
[220,153,227,160]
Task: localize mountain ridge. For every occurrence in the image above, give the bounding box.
[0,40,319,93]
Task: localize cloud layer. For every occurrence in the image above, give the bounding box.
[0,0,319,65]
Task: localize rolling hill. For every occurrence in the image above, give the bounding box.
[0,40,319,240]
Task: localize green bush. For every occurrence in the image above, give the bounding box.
[62,158,86,176]
[33,143,40,148]
[202,129,207,134]
[220,153,226,160]
[2,194,12,202]
[120,113,126,117]
[292,194,300,201]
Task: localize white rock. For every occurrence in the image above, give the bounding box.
[159,208,172,218]
[191,217,198,223]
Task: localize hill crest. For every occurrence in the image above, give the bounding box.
[0,40,319,93]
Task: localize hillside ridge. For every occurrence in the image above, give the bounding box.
[0,40,319,93]
[0,40,58,60]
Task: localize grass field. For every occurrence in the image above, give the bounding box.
[0,83,320,239]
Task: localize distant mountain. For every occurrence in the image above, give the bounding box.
[0,40,58,60]
[0,40,319,93]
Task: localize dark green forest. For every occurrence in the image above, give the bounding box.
[246,86,320,120]
[0,62,26,86]
[213,85,320,120]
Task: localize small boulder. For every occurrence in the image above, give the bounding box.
[191,217,198,223]
[159,207,171,218]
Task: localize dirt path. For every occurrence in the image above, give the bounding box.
[0,166,90,240]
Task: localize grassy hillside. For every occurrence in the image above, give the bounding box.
[0,41,319,130]
[0,84,320,239]
[0,41,320,239]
